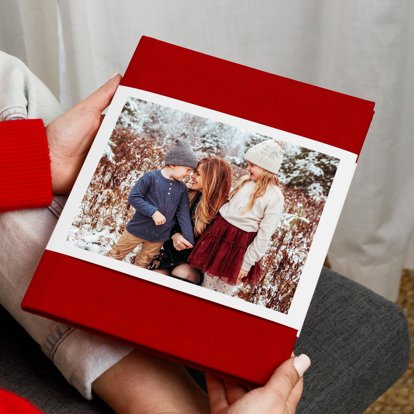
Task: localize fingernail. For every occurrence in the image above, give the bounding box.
[110,72,120,79]
[293,354,311,377]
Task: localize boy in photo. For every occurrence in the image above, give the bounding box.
[107,139,198,267]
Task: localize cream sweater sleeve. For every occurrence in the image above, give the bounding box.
[241,187,284,271]
[0,51,61,123]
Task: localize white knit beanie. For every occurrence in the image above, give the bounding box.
[244,139,284,174]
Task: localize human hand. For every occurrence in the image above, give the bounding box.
[152,211,167,225]
[237,268,249,284]
[46,74,121,194]
[172,233,194,250]
[206,354,310,414]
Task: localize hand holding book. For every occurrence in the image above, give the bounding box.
[46,74,121,194]
[207,354,311,414]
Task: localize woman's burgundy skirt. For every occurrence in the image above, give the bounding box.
[187,215,262,285]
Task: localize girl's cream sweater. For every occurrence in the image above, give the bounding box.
[219,180,284,271]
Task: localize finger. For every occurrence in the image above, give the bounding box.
[182,240,193,248]
[264,355,310,403]
[286,376,304,413]
[223,380,249,405]
[205,372,229,412]
[81,74,122,114]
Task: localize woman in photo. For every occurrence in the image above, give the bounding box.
[150,156,233,284]
[188,139,284,286]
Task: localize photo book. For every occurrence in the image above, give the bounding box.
[22,36,375,385]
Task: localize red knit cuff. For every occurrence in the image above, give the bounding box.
[0,388,44,413]
[0,119,52,212]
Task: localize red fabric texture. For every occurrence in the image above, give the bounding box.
[188,215,262,284]
[0,389,43,414]
[0,119,52,212]
[23,37,375,386]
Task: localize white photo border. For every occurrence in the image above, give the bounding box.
[47,86,357,332]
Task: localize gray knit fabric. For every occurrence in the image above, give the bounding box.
[295,268,410,413]
[164,139,198,168]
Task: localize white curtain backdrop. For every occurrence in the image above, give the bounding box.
[1,0,413,301]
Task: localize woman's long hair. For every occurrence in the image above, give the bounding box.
[230,170,280,211]
[189,157,232,236]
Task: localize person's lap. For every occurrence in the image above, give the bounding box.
[0,198,134,399]
[1,199,409,410]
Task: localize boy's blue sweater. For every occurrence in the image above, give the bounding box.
[126,170,194,244]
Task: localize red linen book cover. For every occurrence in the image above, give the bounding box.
[22,36,375,385]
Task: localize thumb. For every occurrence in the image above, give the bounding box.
[264,354,310,401]
[81,74,122,114]
[182,239,193,248]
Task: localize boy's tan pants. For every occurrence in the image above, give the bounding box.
[107,229,164,268]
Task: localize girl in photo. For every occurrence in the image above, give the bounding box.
[188,139,284,286]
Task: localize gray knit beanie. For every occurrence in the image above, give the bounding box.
[244,139,284,174]
[164,139,198,168]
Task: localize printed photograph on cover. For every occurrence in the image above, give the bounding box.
[67,96,339,315]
